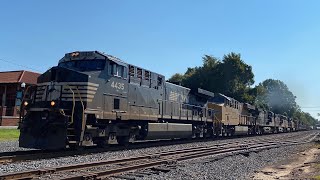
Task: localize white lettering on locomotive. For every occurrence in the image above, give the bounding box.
[111,81,125,90]
[169,91,187,102]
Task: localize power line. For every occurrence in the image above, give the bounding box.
[0,58,42,73]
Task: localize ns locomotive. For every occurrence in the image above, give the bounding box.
[19,51,300,150]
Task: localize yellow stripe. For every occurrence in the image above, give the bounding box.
[37,82,99,87]
[62,90,96,95]
[61,94,95,98]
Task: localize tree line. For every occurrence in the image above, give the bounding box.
[168,52,318,126]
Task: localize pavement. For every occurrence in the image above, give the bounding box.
[0,126,18,129]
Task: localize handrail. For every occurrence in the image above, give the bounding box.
[65,85,75,125]
[157,99,212,109]
[76,87,86,145]
[19,86,32,123]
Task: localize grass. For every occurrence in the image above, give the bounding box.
[313,144,320,179]
[0,129,20,141]
[314,175,320,180]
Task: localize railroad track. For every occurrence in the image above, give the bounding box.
[0,131,307,165]
[0,131,318,180]
[0,149,75,165]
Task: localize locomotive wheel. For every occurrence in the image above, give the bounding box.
[68,144,77,149]
[97,138,109,148]
[117,136,130,146]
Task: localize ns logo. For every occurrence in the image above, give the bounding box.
[169,91,187,102]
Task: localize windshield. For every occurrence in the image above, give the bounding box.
[58,59,106,71]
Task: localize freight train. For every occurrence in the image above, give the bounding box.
[19,51,303,150]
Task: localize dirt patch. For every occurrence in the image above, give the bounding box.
[251,144,320,180]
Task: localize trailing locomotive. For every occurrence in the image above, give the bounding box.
[19,51,301,150]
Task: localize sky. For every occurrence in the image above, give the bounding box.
[0,1,319,119]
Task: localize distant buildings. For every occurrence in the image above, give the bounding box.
[0,70,40,126]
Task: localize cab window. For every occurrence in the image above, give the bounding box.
[109,62,127,78]
[59,59,105,71]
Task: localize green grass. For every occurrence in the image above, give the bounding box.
[0,129,20,141]
[313,163,320,179]
[314,175,320,180]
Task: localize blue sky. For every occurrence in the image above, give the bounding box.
[0,1,319,118]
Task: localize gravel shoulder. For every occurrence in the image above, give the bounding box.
[251,143,320,180]
[0,141,28,153]
[0,140,38,153]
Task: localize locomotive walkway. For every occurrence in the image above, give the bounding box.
[0,131,318,180]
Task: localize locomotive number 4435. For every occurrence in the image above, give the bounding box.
[111,81,125,90]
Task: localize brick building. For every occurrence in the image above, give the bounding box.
[0,70,40,126]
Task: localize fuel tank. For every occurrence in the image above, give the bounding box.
[145,123,193,139]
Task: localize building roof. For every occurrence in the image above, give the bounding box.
[0,70,40,84]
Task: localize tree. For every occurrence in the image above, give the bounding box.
[293,110,318,126]
[168,73,184,85]
[255,79,298,117]
[168,52,255,103]
[179,55,220,92]
[218,52,255,103]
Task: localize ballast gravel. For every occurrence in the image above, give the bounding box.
[0,131,317,179]
[137,143,314,180]
[0,141,31,153]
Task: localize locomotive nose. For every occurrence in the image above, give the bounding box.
[34,66,98,107]
[38,66,89,83]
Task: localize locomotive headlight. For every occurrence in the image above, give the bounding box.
[23,101,28,106]
[50,101,55,106]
